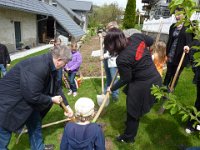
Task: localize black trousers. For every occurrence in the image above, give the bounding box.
[123,112,140,140]
[163,62,184,89]
[195,84,200,111]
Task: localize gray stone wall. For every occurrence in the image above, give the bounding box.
[0,8,37,52]
[142,31,169,44]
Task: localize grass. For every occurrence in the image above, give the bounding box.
[7,50,200,149]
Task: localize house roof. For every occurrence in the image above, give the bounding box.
[56,1,83,23]
[41,3,85,39]
[0,0,85,40]
[57,0,92,12]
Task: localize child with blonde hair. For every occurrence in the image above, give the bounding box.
[60,97,105,150]
[152,41,167,76]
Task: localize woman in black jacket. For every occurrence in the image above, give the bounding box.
[104,28,162,143]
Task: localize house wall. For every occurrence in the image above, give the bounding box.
[0,8,37,52]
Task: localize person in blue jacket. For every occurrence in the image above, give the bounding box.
[60,97,105,150]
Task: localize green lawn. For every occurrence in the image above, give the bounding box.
[7,50,200,150]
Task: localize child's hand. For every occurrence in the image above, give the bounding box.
[64,105,74,118]
[64,67,70,72]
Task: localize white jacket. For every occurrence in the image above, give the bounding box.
[104,51,117,68]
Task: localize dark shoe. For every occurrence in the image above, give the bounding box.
[185,120,200,134]
[116,134,134,143]
[112,97,119,102]
[44,144,55,150]
[185,125,200,134]
[178,144,187,150]
[185,127,195,134]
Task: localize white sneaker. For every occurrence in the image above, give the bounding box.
[196,125,200,131]
[67,90,72,95]
[185,128,192,134]
[73,92,77,97]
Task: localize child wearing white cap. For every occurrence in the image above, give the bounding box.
[60,97,105,150]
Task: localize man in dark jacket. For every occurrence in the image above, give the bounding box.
[184,42,200,134]
[0,43,11,77]
[0,45,73,150]
[163,8,193,90]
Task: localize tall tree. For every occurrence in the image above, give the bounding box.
[123,0,136,29]
[88,3,123,28]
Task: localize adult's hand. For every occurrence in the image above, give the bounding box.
[51,96,62,104]
[106,87,112,94]
[64,105,74,117]
[100,56,104,61]
[98,33,103,39]
[184,45,190,53]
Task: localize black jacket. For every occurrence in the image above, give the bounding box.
[111,33,162,118]
[166,23,193,66]
[0,43,11,67]
[0,53,68,131]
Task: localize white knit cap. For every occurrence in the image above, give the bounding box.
[75,97,95,117]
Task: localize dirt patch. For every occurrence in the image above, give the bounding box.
[80,36,102,77]
[58,133,63,142]
[105,137,114,150]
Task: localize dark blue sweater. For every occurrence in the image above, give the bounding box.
[60,122,105,150]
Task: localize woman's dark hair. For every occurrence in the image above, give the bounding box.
[104,27,128,56]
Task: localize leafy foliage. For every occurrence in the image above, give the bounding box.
[88,3,124,28]
[151,85,200,126]
[123,0,136,29]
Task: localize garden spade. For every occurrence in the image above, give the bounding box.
[93,70,118,123]
[96,33,110,106]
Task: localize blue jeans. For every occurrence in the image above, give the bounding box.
[0,64,6,77]
[68,72,77,92]
[0,127,12,150]
[104,60,119,99]
[0,111,44,150]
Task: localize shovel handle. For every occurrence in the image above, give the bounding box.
[99,35,104,94]
[169,52,185,92]
[59,98,69,113]
[92,70,118,123]
[59,98,76,122]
